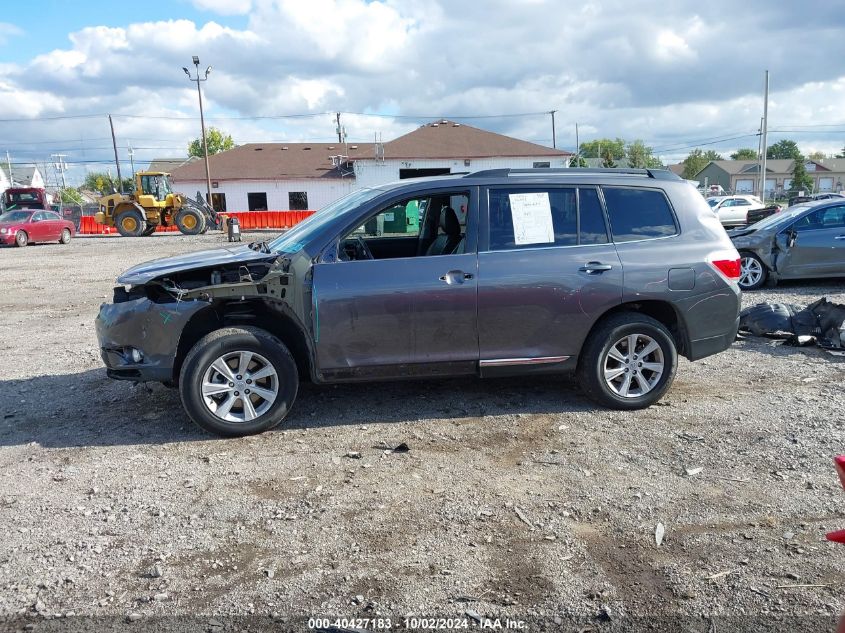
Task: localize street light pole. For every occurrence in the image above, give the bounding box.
[183,56,213,205]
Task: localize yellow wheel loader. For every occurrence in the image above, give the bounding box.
[95,171,224,237]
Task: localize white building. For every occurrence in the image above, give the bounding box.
[9,165,45,188]
[171,121,571,213]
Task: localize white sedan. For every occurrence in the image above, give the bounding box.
[706,195,766,227]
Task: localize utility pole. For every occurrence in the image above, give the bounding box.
[108,115,123,193]
[128,145,136,179]
[5,151,11,186]
[183,56,213,204]
[549,110,557,148]
[336,112,343,144]
[575,123,580,167]
[760,70,769,200]
[51,154,67,188]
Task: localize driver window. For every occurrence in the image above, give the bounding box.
[338,192,470,261]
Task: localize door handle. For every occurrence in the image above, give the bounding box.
[579,261,613,274]
[439,270,473,284]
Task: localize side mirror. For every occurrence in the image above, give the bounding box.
[787,230,797,248]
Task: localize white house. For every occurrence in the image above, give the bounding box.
[170,121,572,213]
[354,119,572,188]
[9,165,45,188]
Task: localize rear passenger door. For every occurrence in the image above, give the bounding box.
[476,185,623,367]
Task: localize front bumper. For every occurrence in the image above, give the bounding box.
[0,232,17,245]
[95,289,207,382]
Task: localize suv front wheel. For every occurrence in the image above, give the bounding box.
[179,327,298,437]
[577,313,678,410]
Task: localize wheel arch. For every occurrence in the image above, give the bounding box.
[172,299,315,385]
[580,300,689,361]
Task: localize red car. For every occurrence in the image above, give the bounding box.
[0,209,75,247]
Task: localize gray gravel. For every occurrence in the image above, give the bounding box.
[0,232,843,629]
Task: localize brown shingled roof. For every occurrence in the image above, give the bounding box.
[383,120,571,159]
[170,143,363,181]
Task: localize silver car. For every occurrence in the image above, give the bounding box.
[730,199,845,290]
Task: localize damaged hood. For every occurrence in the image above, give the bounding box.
[117,245,277,285]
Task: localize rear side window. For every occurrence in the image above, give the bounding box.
[488,187,608,250]
[602,187,678,242]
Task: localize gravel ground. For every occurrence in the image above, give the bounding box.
[0,232,843,632]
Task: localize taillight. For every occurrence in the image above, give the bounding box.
[710,257,742,280]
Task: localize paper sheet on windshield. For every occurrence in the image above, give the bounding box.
[509,192,554,245]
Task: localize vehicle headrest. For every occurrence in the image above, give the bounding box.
[440,206,460,235]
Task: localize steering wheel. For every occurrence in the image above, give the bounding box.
[355,236,374,260]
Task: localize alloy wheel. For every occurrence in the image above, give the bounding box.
[200,351,279,423]
[603,333,665,398]
[739,256,763,288]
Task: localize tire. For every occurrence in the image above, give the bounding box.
[577,312,678,410]
[115,209,146,237]
[738,252,768,290]
[141,225,157,237]
[175,207,206,235]
[59,228,72,244]
[179,327,299,437]
[15,230,28,247]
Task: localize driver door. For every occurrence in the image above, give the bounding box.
[311,188,479,379]
[778,205,845,276]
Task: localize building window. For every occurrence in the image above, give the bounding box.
[211,193,226,213]
[533,162,551,168]
[288,191,309,210]
[247,192,267,211]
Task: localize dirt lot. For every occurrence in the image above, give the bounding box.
[0,232,843,632]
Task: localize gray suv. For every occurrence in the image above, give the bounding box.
[96,168,742,436]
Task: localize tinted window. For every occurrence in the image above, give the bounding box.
[602,187,678,242]
[489,188,576,250]
[488,187,608,250]
[793,205,845,232]
[288,191,308,210]
[578,188,609,245]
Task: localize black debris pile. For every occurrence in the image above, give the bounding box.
[739,298,845,353]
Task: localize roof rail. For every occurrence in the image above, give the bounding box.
[466,167,681,181]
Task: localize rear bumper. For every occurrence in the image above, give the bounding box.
[687,315,740,361]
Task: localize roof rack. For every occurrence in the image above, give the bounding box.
[465,167,681,181]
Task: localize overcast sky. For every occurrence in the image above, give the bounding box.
[2,0,845,186]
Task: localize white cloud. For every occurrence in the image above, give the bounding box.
[2,0,845,183]
[0,22,22,46]
[192,0,253,15]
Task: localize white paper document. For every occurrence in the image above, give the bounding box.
[509,192,554,245]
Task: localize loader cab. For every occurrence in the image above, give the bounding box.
[137,172,173,204]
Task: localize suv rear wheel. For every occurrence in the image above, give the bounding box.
[577,312,677,410]
[179,327,298,437]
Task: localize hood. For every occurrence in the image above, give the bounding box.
[727,227,756,238]
[117,244,277,285]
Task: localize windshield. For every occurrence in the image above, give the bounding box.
[748,205,809,230]
[0,211,33,223]
[267,187,385,253]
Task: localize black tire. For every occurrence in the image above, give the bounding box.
[179,327,298,437]
[577,312,678,410]
[59,228,72,244]
[175,207,206,235]
[141,224,157,237]
[115,209,146,237]
[738,252,768,291]
[15,230,28,247]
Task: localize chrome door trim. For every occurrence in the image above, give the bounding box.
[479,355,570,367]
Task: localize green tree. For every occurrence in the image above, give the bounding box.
[681,148,723,179]
[58,187,84,204]
[807,150,826,161]
[82,171,134,195]
[626,139,662,168]
[570,155,589,167]
[837,144,845,159]
[601,149,617,168]
[767,139,802,160]
[579,138,626,160]
[730,148,757,160]
[789,159,814,194]
[188,127,235,157]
